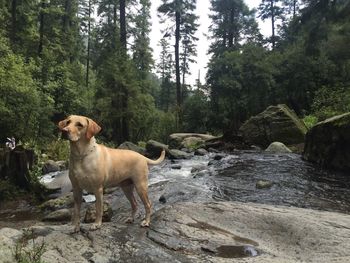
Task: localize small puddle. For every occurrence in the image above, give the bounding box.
[216,245,259,258]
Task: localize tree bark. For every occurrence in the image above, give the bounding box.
[86,0,91,87]
[175,10,182,128]
[271,0,275,49]
[119,0,129,141]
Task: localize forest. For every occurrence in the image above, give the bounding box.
[0,0,349,148]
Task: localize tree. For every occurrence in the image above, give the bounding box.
[209,0,262,56]
[158,0,198,128]
[258,0,284,48]
[156,38,175,111]
[131,0,154,90]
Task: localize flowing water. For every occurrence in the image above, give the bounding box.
[149,151,350,214]
[1,150,350,227]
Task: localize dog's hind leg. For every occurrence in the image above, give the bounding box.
[134,180,152,227]
[121,184,138,224]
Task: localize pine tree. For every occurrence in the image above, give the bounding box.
[158,0,199,128]
[258,0,284,49]
[209,0,261,56]
[157,38,175,111]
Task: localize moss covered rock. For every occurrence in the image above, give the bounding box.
[239,104,307,148]
[303,112,350,171]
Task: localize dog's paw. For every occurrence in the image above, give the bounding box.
[125,217,134,224]
[89,223,101,231]
[140,220,150,227]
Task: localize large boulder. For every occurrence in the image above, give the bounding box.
[145,140,168,157]
[169,133,217,149]
[239,104,307,148]
[118,141,146,155]
[303,112,350,171]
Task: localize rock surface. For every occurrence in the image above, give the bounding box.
[303,112,350,171]
[169,133,217,149]
[265,142,292,153]
[239,104,307,148]
[118,141,146,155]
[42,160,61,175]
[1,202,349,263]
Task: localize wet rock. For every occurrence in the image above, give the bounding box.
[194,148,208,156]
[207,147,220,153]
[190,165,207,174]
[192,170,208,178]
[42,160,61,175]
[145,140,168,157]
[118,141,146,155]
[42,208,71,222]
[256,180,274,189]
[239,104,307,148]
[214,154,224,160]
[169,133,217,149]
[171,164,182,170]
[265,142,292,153]
[168,149,191,159]
[39,193,73,211]
[303,112,350,171]
[84,202,113,223]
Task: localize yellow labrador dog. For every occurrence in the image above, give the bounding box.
[58,115,165,232]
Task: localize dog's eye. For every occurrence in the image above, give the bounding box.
[76,122,84,128]
[66,120,71,125]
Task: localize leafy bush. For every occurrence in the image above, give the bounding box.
[303,115,318,129]
[311,85,350,121]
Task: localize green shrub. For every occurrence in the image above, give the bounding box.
[303,115,318,129]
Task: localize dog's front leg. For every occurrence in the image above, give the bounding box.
[90,186,103,230]
[72,187,82,232]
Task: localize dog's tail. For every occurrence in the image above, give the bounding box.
[146,150,166,165]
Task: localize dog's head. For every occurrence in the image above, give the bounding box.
[58,115,101,142]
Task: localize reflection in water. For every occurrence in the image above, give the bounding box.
[209,151,350,214]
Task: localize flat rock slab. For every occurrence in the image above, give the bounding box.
[148,202,350,263]
[1,202,349,263]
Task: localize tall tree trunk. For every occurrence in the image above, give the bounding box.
[120,0,127,50]
[271,0,275,49]
[175,10,182,128]
[119,0,129,141]
[86,0,91,87]
[293,0,297,17]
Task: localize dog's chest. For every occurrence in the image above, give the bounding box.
[70,157,99,191]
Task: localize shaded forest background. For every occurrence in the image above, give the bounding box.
[0,0,349,147]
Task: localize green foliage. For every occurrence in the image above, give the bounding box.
[183,89,210,133]
[311,85,350,121]
[14,229,46,263]
[0,37,40,141]
[0,179,23,201]
[303,115,318,129]
[44,138,70,161]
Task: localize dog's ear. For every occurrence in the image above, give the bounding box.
[58,119,67,130]
[86,118,101,140]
